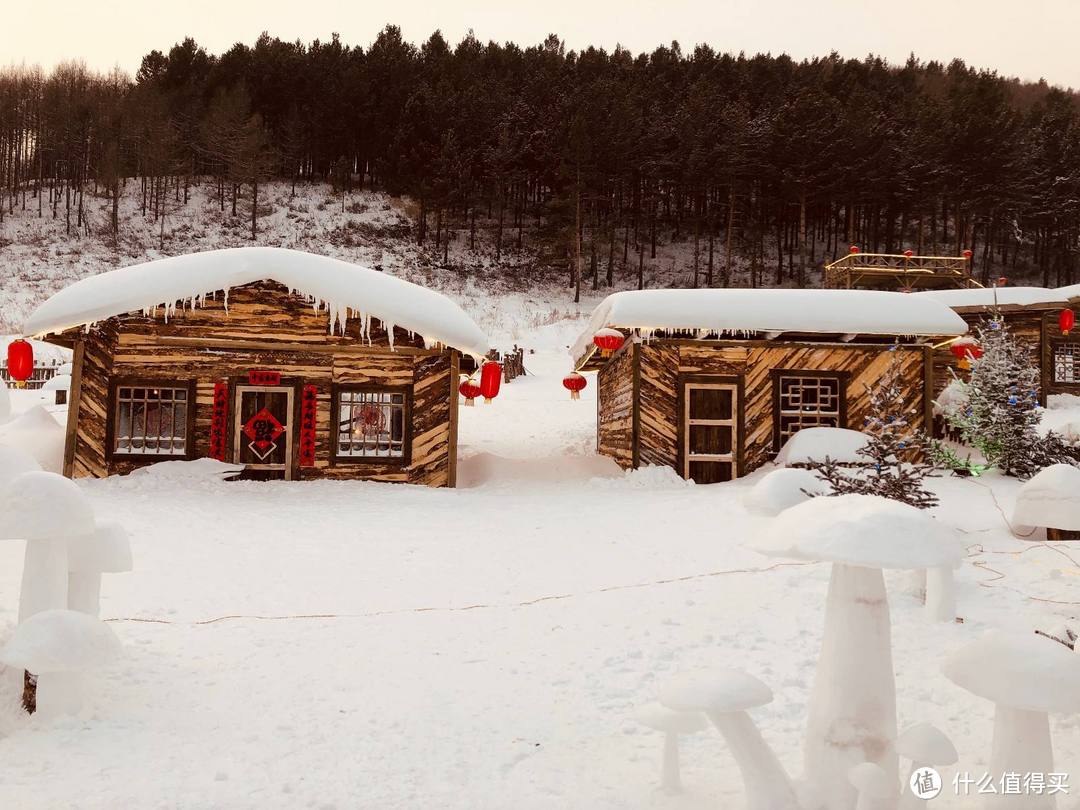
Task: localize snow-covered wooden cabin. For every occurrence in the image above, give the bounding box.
[23,248,490,485]
[573,289,967,484]
[914,286,1080,406]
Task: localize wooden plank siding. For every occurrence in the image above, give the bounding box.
[929,306,1080,406]
[63,281,459,486]
[596,343,637,469]
[596,338,930,478]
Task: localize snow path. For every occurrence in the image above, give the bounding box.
[1,328,1079,808]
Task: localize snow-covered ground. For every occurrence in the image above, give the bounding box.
[1,314,1079,807]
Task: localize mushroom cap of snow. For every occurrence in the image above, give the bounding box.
[746,494,964,570]
[1012,464,1080,531]
[0,445,42,487]
[847,762,893,798]
[942,630,1080,714]
[41,375,71,392]
[743,468,827,516]
[634,701,708,734]
[659,670,773,715]
[0,609,121,673]
[68,521,132,574]
[0,471,94,541]
[896,723,958,765]
[774,427,869,467]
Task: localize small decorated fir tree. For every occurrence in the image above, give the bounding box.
[805,350,939,509]
[929,315,1078,479]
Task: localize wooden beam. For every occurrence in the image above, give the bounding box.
[62,339,86,478]
[115,333,446,357]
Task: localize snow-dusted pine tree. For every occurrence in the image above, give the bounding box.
[929,315,1079,478]
[805,350,939,509]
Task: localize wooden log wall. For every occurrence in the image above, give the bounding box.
[930,306,1080,406]
[596,343,636,469]
[63,281,458,486]
[1044,304,1080,399]
[597,339,929,477]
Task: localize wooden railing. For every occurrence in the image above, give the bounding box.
[0,365,59,390]
[823,252,982,291]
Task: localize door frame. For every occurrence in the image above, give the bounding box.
[677,374,745,482]
[231,380,301,480]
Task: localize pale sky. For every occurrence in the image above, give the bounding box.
[7,0,1079,89]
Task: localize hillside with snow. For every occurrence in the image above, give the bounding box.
[0,180,728,346]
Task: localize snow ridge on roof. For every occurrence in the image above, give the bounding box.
[572,288,967,362]
[914,287,1071,308]
[22,247,490,358]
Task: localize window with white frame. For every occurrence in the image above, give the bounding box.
[1054,343,1080,384]
[113,384,189,455]
[335,388,408,459]
[775,373,844,445]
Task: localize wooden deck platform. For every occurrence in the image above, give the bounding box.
[823,252,981,291]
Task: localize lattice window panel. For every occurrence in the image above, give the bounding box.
[1054,343,1080,384]
[337,390,406,458]
[114,385,188,455]
[777,375,842,444]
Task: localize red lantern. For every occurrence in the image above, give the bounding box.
[593,327,625,358]
[459,377,481,407]
[1060,309,1075,336]
[6,339,33,386]
[562,372,587,401]
[479,360,502,404]
[849,245,859,254]
[903,249,913,258]
[962,249,973,260]
[950,339,982,370]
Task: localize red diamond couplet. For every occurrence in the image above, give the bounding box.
[243,408,285,451]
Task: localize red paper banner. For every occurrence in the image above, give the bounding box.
[299,385,318,467]
[209,382,229,460]
[248,370,282,386]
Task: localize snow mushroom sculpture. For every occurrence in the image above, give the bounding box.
[0,608,121,718]
[896,723,957,809]
[747,494,965,810]
[1011,464,1080,540]
[0,471,95,623]
[943,631,1080,809]
[67,521,132,617]
[634,701,707,794]
[742,467,828,517]
[0,444,41,488]
[659,670,799,810]
[847,762,894,810]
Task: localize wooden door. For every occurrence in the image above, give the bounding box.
[682,382,740,484]
[233,385,295,480]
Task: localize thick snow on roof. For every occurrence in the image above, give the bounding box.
[914,287,1070,309]
[572,288,966,362]
[22,247,490,358]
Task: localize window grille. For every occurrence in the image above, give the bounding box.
[114,385,189,455]
[776,374,843,444]
[336,389,407,458]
